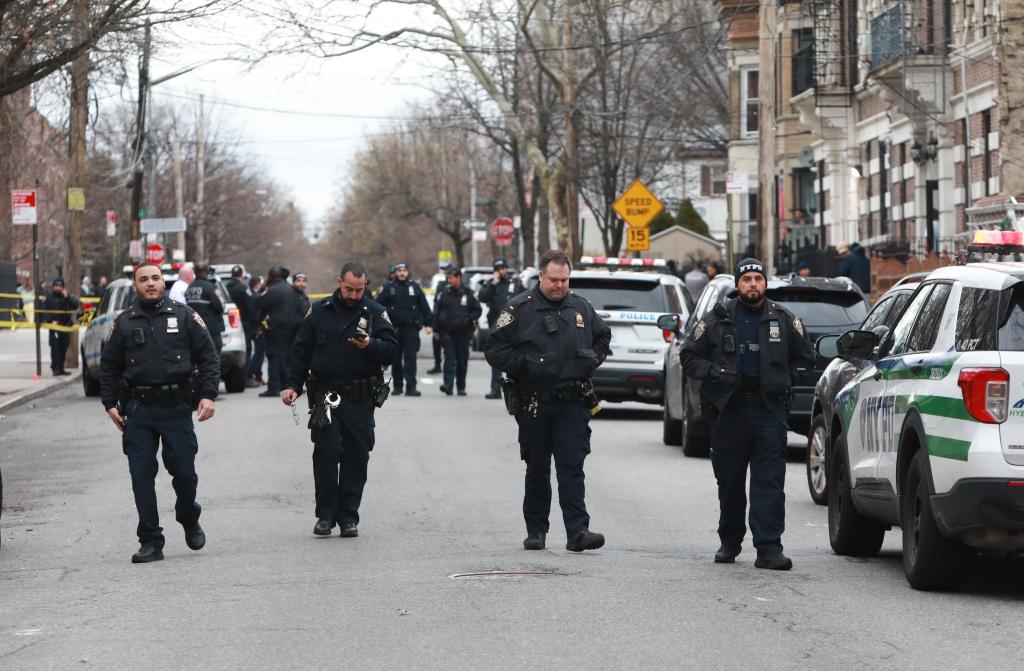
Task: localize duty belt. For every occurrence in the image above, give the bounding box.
[131,382,189,406]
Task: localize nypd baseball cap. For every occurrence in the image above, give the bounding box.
[492,258,508,269]
[393,262,408,271]
[734,258,767,285]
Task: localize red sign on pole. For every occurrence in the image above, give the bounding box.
[490,217,515,246]
[146,243,165,265]
[11,189,38,225]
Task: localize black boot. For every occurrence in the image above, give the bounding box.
[313,519,335,536]
[132,545,164,564]
[754,550,793,571]
[405,389,421,397]
[427,365,441,374]
[340,522,359,538]
[523,532,546,550]
[566,529,605,552]
[714,543,742,564]
[485,390,502,399]
[184,522,206,551]
[439,385,453,396]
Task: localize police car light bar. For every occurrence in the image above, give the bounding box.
[579,256,667,268]
[966,230,1024,255]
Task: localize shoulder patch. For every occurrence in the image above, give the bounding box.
[104,321,118,343]
[693,320,707,341]
[192,311,208,330]
[793,316,805,337]
[495,310,516,330]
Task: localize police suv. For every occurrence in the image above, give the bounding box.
[569,257,689,404]
[821,231,1024,590]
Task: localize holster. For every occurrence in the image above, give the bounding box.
[501,376,519,416]
[188,365,202,410]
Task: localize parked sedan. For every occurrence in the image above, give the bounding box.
[660,275,869,456]
[804,281,917,504]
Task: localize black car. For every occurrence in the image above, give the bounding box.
[804,281,919,505]
[660,275,869,456]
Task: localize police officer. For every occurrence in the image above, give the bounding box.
[377,262,432,396]
[40,277,79,376]
[99,264,220,563]
[257,267,303,397]
[282,261,397,538]
[292,272,311,318]
[485,250,611,552]
[185,261,225,353]
[433,266,482,396]
[679,258,813,570]
[226,265,257,379]
[478,258,524,399]
[427,261,453,374]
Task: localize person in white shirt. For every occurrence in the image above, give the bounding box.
[169,265,194,304]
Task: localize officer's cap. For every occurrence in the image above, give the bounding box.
[393,262,408,271]
[52,277,65,286]
[734,258,767,285]
[492,258,508,269]
[445,266,461,277]
[294,272,308,281]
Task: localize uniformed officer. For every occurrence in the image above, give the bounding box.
[184,261,225,353]
[40,277,79,376]
[292,272,311,318]
[485,250,611,552]
[679,258,814,570]
[377,262,433,396]
[282,261,398,538]
[100,264,220,564]
[433,266,482,396]
[427,261,454,374]
[478,258,524,399]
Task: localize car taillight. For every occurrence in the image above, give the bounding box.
[957,368,1009,424]
[662,329,674,343]
[228,307,240,329]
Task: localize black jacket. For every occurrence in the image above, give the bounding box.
[257,280,303,343]
[837,251,870,292]
[40,292,79,326]
[433,284,482,335]
[484,290,612,392]
[478,276,524,326]
[377,279,433,328]
[286,291,398,394]
[679,297,814,411]
[225,278,257,332]
[293,287,311,322]
[99,297,220,410]
[184,277,225,334]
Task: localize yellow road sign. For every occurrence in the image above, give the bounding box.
[613,180,663,228]
[626,226,650,251]
[67,187,85,212]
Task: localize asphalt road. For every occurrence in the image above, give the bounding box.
[2,356,1023,669]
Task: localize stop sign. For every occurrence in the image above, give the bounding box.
[146,243,165,265]
[490,217,515,245]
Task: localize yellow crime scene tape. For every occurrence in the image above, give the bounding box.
[0,292,100,332]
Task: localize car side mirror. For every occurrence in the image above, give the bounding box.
[836,329,877,359]
[873,326,893,358]
[815,334,839,359]
[657,313,681,333]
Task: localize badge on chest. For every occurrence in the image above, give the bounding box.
[575,312,584,328]
[408,286,415,296]
[769,320,781,342]
[460,294,467,306]
[167,317,179,334]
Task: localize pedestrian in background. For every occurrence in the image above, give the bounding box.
[433,266,481,396]
[282,261,397,538]
[478,258,523,399]
[485,250,611,552]
[377,261,432,396]
[292,272,311,318]
[427,260,453,374]
[169,265,194,304]
[41,278,78,376]
[679,258,814,570]
[226,266,258,383]
[248,275,267,386]
[99,263,219,563]
[185,261,225,353]
[706,260,721,280]
[684,262,710,304]
[81,275,93,298]
[836,242,870,293]
[257,267,303,397]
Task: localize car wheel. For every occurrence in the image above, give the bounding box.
[680,388,709,458]
[662,403,682,446]
[828,435,885,556]
[81,348,101,397]
[901,449,969,591]
[806,414,828,506]
[224,366,247,393]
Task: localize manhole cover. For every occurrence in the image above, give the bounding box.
[449,570,564,580]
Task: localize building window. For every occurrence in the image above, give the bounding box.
[865,142,873,237]
[792,29,814,97]
[712,166,726,195]
[793,167,816,223]
[741,68,759,137]
[879,141,889,236]
[982,109,992,194]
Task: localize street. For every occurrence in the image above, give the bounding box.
[2,355,1023,670]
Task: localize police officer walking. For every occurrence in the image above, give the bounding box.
[478,258,523,399]
[427,261,453,374]
[185,261,225,353]
[257,267,303,397]
[377,262,432,396]
[433,266,482,396]
[679,258,813,570]
[485,250,611,552]
[282,262,397,538]
[99,264,220,563]
[40,277,79,375]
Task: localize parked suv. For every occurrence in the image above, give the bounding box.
[822,233,1024,590]
[661,274,868,455]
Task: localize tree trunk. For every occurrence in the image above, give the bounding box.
[65,0,89,369]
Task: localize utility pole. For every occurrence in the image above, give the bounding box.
[470,156,478,267]
[129,21,151,252]
[171,129,186,256]
[194,94,206,261]
[65,0,89,370]
[563,0,580,260]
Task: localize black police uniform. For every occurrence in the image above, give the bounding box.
[226,277,258,371]
[433,283,482,394]
[185,275,225,353]
[40,289,79,374]
[429,277,448,373]
[485,289,611,549]
[99,297,220,554]
[286,290,398,533]
[478,275,524,395]
[377,277,433,394]
[258,279,303,394]
[679,285,813,564]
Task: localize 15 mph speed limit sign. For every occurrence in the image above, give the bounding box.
[626,227,650,251]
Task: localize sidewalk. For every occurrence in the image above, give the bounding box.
[0,327,82,412]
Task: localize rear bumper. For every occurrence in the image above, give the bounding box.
[931,478,1024,536]
[592,367,664,404]
[220,349,245,372]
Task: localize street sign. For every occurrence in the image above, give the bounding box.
[491,217,515,245]
[438,250,453,263]
[105,211,116,237]
[726,171,749,194]
[626,226,650,251]
[472,229,488,242]
[140,217,187,234]
[612,180,664,228]
[129,239,143,259]
[146,243,165,265]
[67,187,85,211]
[11,189,37,225]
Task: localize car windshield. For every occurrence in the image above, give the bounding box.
[570,277,669,312]
[766,289,867,328]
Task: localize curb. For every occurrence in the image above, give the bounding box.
[0,372,82,414]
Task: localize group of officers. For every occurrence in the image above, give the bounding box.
[99,252,811,571]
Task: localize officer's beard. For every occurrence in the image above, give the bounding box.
[738,288,764,308]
